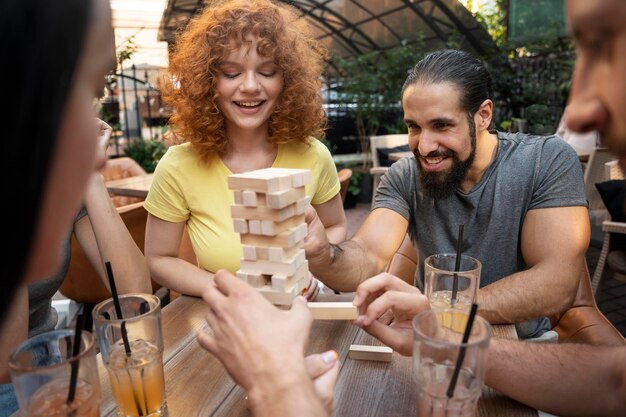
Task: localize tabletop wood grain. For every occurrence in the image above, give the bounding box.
[96,296,538,417]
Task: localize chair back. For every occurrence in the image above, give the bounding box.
[337,168,353,203]
[59,202,159,303]
[370,134,409,168]
[605,160,625,181]
[384,235,625,346]
[385,234,417,285]
[550,261,625,345]
[584,148,615,215]
[100,157,147,207]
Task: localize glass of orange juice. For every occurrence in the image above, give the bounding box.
[424,254,481,314]
[9,329,100,416]
[93,293,166,417]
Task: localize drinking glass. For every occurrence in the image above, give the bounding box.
[93,293,166,417]
[424,254,481,313]
[412,309,491,417]
[9,329,100,416]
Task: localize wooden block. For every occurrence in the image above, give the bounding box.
[248,219,262,235]
[294,196,311,215]
[348,345,393,362]
[231,204,295,222]
[242,245,256,261]
[240,249,306,277]
[268,245,299,262]
[236,270,269,288]
[240,223,307,248]
[257,271,311,306]
[261,214,305,236]
[307,302,358,320]
[228,168,310,193]
[233,190,244,205]
[292,170,312,187]
[242,190,258,207]
[271,260,309,291]
[250,243,303,262]
[266,187,306,209]
[233,218,248,234]
[258,285,298,306]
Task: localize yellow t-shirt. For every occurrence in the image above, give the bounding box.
[144,139,340,274]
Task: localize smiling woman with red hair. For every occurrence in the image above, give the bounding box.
[144,0,346,297]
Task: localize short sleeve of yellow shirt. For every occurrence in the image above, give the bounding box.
[144,138,340,274]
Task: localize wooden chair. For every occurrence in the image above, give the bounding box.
[337,168,353,203]
[369,134,408,205]
[100,157,147,207]
[584,147,615,229]
[59,202,159,303]
[385,235,625,346]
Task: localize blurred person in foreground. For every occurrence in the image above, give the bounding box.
[0,120,151,416]
[0,0,118,415]
[197,0,626,416]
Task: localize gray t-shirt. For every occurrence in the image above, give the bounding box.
[374,132,587,338]
[28,207,88,337]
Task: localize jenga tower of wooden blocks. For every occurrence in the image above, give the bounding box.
[228,168,312,305]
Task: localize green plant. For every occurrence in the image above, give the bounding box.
[124,138,167,173]
[347,170,363,196]
[333,39,426,165]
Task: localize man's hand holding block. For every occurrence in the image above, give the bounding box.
[307,302,358,320]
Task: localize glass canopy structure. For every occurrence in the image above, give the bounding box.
[158,0,499,64]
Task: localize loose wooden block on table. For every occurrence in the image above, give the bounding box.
[307,302,358,320]
[348,344,393,362]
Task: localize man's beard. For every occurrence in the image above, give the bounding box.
[415,116,477,199]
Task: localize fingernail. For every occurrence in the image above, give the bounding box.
[322,350,338,364]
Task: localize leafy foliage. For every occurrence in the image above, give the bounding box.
[332,39,426,161]
[124,138,167,173]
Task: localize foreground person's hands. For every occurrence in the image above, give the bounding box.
[305,352,340,413]
[197,270,333,416]
[352,273,429,356]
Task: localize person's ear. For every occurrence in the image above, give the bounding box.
[475,99,493,131]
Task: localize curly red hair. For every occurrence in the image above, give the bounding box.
[164,0,328,162]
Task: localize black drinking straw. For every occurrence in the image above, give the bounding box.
[446,303,478,398]
[67,313,85,406]
[105,261,132,356]
[450,225,464,305]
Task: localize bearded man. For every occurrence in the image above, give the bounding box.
[305,49,589,339]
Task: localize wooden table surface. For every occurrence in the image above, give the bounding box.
[96,296,537,417]
[105,173,153,198]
